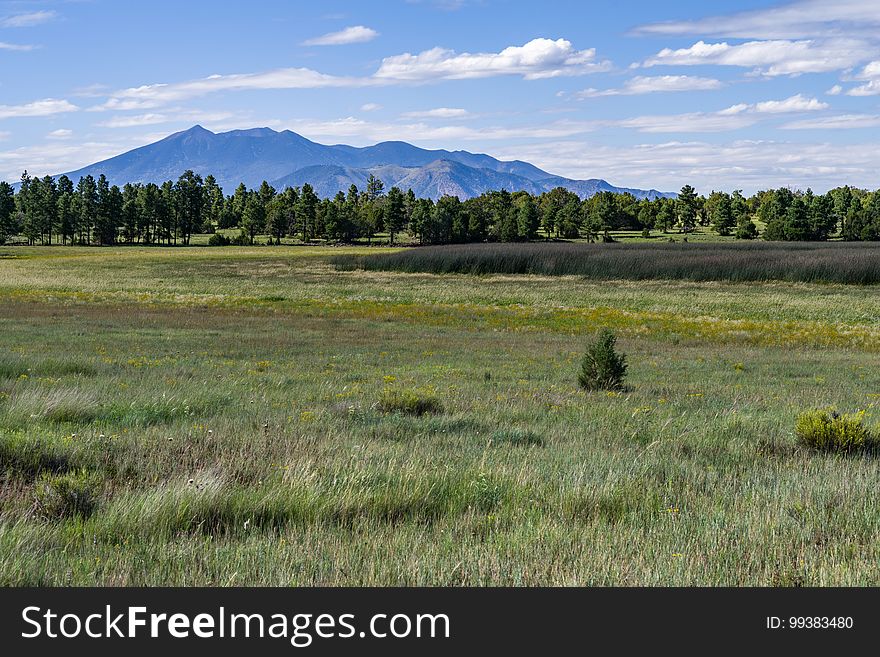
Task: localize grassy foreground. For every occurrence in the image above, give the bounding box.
[1,245,879,586]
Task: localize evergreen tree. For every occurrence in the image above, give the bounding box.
[384,186,406,244]
[515,194,540,240]
[676,185,698,232]
[296,183,318,242]
[0,181,15,244]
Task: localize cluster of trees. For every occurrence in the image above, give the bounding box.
[2,170,879,246]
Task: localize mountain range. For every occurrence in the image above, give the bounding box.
[60,125,673,201]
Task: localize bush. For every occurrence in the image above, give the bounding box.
[207,232,230,246]
[795,409,872,453]
[578,329,628,391]
[377,388,444,416]
[35,470,102,520]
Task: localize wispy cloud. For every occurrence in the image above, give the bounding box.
[360,103,382,112]
[640,38,867,76]
[302,25,378,46]
[633,0,880,40]
[782,114,880,129]
[97,109,242,128]
[576,75,722,98]
[401,107,470,119]
[615,95,826,133]
[493,138,880,195]
[0,98,77,120]
[0,41,36,51]
[46,129,73,139]
[0,10,56,28]
[91,68,369,111]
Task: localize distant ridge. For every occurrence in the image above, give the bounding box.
[58,125,674,201]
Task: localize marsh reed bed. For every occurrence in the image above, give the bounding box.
[334,242,880,284]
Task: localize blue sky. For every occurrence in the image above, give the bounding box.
[2,0,880,194]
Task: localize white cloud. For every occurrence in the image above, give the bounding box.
[302,25,378,46]
[844,60,880,95]
[848,81,880,96]
[782,114,880,130]
[633,0,880,40]
[0,135,159,180]
[401,107,470,119]
[0,41,36,51]
[46,129,73,140]
[91,68,368,111]
[492,138,880,195]
[617,107,758,133]
[0,10,56,28]
[360,103,382,111]
[98,113,171,128]
[613,94,825,133]
[827,85,843,95]
[753,94,827,113]
[93,38,608,110]
[641,39,866,76]
[279,116,598,145]
[97,109,243,128]
[0,98,77,120]
[576,75,722,98]
[374,38,610,81]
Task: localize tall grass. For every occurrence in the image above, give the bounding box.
[334,242,880,284]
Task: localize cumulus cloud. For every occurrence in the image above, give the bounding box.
[843,61,880,96]
[0,10,57,28]
[576,75,722,98]
[641,39,866,76]
[92,38,609,110]
[0,98,78,120]
[753,94,828,113]
[302,25,378,46]
[374,38,611,81]
[401,107,470,118]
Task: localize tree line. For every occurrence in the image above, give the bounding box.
[1,170,879,246]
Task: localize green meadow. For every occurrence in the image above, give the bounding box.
[1,244,879,585]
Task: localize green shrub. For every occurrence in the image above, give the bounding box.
[35,470,102,520]
[795,409,872,453]
[578,329,628,391]
[207,232,230,246]
[377,387,444,416]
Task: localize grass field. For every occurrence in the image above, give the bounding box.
[1,244,879,585]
